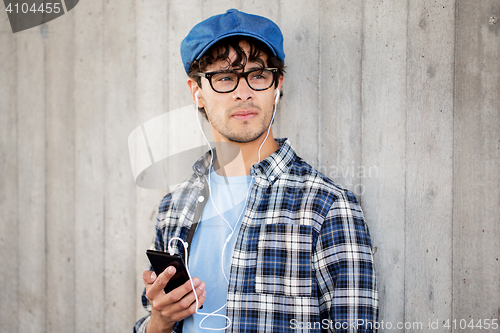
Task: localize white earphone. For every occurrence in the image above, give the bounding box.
[195,91,200,105]
[181,85,280,330]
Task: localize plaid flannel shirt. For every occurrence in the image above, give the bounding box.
[134,138,378,333]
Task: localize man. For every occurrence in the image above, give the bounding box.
[134,9,378,333]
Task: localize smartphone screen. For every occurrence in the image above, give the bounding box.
[146,249,190,294]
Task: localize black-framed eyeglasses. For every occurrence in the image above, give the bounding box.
[198,68,278,93]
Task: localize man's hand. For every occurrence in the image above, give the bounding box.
[143,267,206,333]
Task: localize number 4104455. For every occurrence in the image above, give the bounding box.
[443,318,498,330]
[5,2,62,14]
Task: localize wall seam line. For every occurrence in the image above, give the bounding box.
[404,0,411,327]
[317,0,322,169]
[451,1,459,331]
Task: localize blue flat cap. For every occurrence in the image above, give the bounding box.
[181,9,285,74]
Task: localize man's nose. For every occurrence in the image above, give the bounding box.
[233,77,253,101]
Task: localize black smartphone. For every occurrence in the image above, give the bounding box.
[146,249,190,294]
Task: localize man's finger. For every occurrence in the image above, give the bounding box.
[142,270,157,285]
[167,280,206,313]
[167,277,202,303]
[169,287,207,322]
[146,266,176,298]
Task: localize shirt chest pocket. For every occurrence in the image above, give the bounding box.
[255,224,313,297]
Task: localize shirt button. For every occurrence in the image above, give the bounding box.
[269,176,275,182]
[198,196,205,202]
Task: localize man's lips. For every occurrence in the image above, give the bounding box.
[231,110,258,120]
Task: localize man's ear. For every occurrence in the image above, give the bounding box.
[277,75,284,92]
[187,78,204,108]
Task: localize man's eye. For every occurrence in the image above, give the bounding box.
[250,72,268,80]
[214,74,235,82]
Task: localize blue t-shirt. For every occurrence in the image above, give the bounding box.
[183,168,252,332]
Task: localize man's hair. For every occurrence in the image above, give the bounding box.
[188,36,285,120]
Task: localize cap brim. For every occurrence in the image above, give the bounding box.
[195,32,279,61]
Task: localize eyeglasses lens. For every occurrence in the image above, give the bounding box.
[211,69,274,93]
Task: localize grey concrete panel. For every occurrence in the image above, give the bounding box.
[73,0,105,331]
[0,14,19,333]
[102,0,138,331]
[134,0,171,321]
[45,9,76,332]
[278,0,321,167]
[454,0,500,326]
[318,0,363,199]
[361,0,408,328]
[405,0,455,329]
[16,28,47,333]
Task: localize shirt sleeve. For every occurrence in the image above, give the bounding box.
[132,282,183,333]
[313,190,379,332]
[133,312,150,333]
[133,194,184,333]
[133,310,182,333]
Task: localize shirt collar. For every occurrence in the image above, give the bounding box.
[192,138,296,185]
[192,148,214,177]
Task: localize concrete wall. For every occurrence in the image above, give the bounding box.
[0,0,499,332]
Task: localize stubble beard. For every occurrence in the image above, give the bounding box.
[208,105,272,144]
[224,121,268,143]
